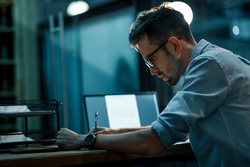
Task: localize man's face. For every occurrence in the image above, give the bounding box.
[137,35,183,86]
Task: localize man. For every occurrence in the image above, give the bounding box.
[56,2,250,167]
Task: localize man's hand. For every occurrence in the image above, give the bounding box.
[56,128,86,150]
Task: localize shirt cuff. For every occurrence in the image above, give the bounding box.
[151,120,178,148]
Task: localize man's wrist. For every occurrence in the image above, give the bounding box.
[80,135,87,148]
[84,133,96,149]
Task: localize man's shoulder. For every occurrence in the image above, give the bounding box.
[191,39,233,62]
[189,42,236,71]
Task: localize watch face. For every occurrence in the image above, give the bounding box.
[84,134,95,146]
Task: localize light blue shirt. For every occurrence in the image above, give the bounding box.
[152,39,250,167]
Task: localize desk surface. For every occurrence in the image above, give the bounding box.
[0,143,195,167]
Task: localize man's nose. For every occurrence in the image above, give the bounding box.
[150,67,157,75]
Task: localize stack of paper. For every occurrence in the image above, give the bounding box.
[0,134,34,144]
[0,105,30,114]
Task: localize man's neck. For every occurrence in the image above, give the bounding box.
[182,42,197,68]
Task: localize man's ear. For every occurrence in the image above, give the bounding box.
[167,37,182,58]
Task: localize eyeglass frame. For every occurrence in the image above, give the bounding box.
[145,37,182,68]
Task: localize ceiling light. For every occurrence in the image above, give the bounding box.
[167,1,193,25]
[232,25,240,35]
[67,1,89,16]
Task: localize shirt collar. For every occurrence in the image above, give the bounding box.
[190,39,210,63]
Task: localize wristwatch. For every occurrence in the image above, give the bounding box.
[84,133,96,148]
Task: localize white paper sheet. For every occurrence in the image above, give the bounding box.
[105,95,141,129]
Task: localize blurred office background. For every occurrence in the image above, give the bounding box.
[0,0,249,135]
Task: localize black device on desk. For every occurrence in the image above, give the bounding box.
[83,92,160,131]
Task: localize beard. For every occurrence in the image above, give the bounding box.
[158,53,184,86]
[167,54,183,86]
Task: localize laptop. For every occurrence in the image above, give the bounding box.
[83,92,160,131]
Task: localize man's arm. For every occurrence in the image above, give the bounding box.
[89,126,151,135]
[56,127,166,156]
[94,127,166,156]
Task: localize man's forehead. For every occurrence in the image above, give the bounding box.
[137,36,156,59]
[137,35,150,50]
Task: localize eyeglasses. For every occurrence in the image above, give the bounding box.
[145,37,182,68]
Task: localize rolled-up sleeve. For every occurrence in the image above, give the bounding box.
[152,55,230,148]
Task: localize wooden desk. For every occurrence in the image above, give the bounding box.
[0,143,196,167]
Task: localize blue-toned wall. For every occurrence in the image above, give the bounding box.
[79,8,139,95]
[42,7,139,133]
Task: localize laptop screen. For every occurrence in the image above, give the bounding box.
[83,92,160,131]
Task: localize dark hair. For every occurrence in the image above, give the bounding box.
[129,2,195,52]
